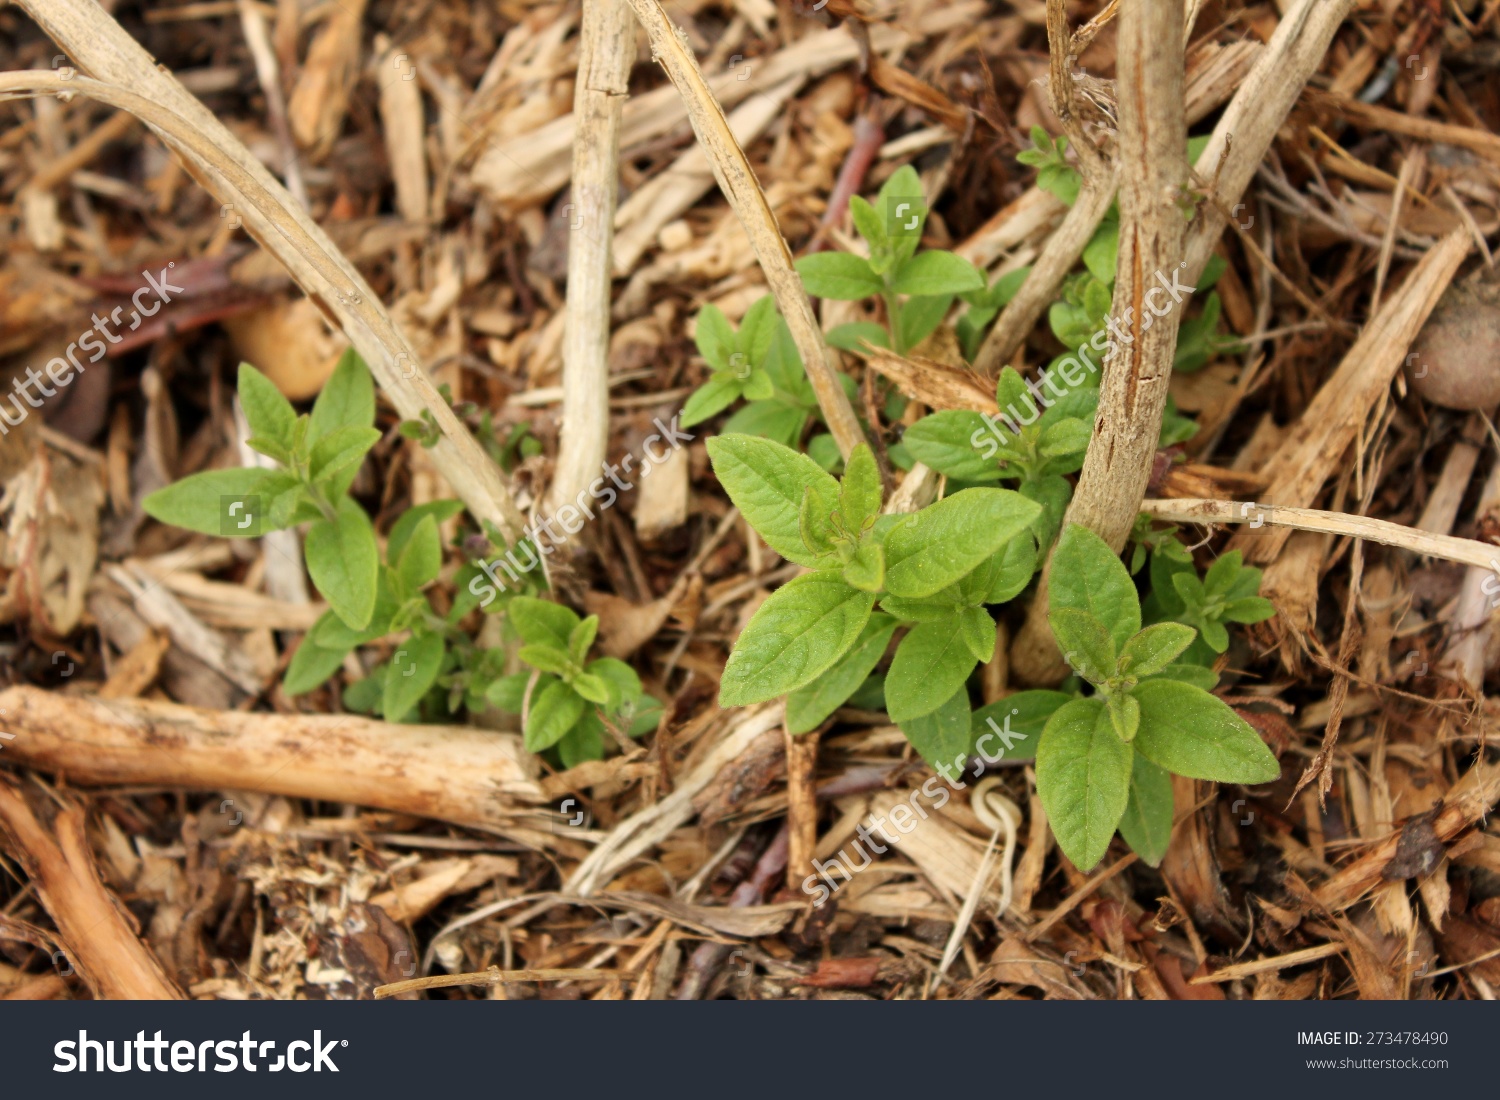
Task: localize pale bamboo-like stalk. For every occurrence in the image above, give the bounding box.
[1179,0,1359,284]
[1010,0,1189,685]
[549,0,635,515]
[1063,0,1189,553]
[12,0,527,542]
[621,0,866,460]
[1139,498,1500,574]
[972,171,1116,374]
[1009,0,1357,683]
[971,0,1113,375]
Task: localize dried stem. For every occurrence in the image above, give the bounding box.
[1011,0,1189,685]
[11,0,528,541]
[972,170,1117,374]
[1063,0,1189,552]
[1140,497,1500,575]
[0,686,545,828]
[549,0,635,515]
[1179,0,1360,284]
[622,0,866,460]
[0,780,184,999]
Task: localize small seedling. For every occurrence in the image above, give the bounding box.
[1033,525,1280,870]
[681,294,853,466]
[483,597,661,767]
[798,165,985,356]
[707,434,1039,770]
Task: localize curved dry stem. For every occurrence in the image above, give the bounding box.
[622,0,866,461]
[8,0,527,542]
[971,171,1117,374]
[550,0,634,517]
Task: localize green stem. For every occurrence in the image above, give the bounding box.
[882,287,905,355]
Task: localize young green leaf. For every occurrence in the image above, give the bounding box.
[902,411,1004,482]
[1116,755,1174,866]
[838,443,882,533]
[740,369,775,401]
[825,322,890,352]
[738,296,779,368]
[306,495,380,629]
[525,678,586,753]
[706,435,840,567]
[1107,691,1140,743]
[971,690,1073,763]
[842,539,885,593]
[878,164,928,261]
[569,615,600,664]
[395,513,443,590]
[486,671,532,713]
[1082,220,1119,285]
[508,597,581,651]
[143,467,274,538]
[283,633,352,696]
[1118,622,1197,678]
[900,687,972,780]
[309,425,381,484]
[1037,417,1091,459]
[795,252,885,300]
[1048,607,1117,685]
[238,362,296,452]
[387,500,465,565]
[309,348,376,441]
[848,194,887,251]
[557,711,606,769]
[722,400,809,449]
[982,536,1038,605]
[517,643,573,676]
[1131,679,1279,783]
[785,614,898,734]
[883,488,1041,598]
[885,618,979,723]
[681,374,744,428]
[957,606,997,663]
[571,671,611,705]
[588,657,642,711]
[897,294,953,351]
[889,251,984,297]
[1222,596,1276,624]
[1049,524,1141,651]
[1145,663,1219,690]
[384,631,445,721]
[694,303,737,372]
[1036,697,1133,871]
[719,572,875,706]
